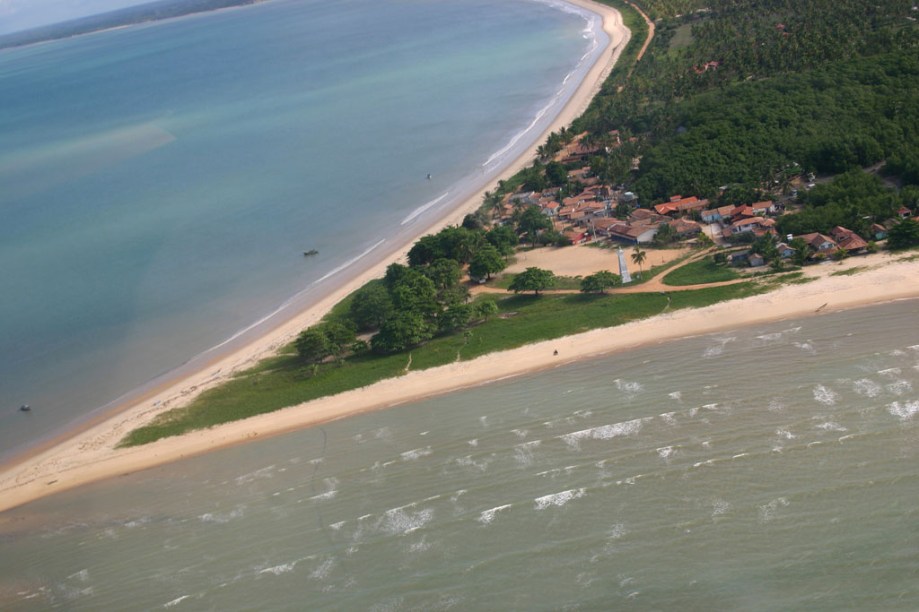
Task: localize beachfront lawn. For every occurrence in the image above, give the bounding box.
[662,257,740,286]
[489,273,582,291]
[120,281,762,447]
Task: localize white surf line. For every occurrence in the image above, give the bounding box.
[313,238,387,284]
[401,192,449,226]
[204,238,386,353]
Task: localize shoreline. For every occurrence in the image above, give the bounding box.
[0,0,631,513]
[3,254,919,514]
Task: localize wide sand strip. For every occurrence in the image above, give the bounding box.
[0,1,630,513]
[2,254,918,514]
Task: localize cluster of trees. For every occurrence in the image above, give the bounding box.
[631,53,919,201]
[297,224,514,361]
[775,171,907,238]
[570,0,919,207]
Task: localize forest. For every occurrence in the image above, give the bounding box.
[560,0,919,237]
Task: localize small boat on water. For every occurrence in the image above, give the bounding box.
[20,404,31,412]
[303,249,319,257]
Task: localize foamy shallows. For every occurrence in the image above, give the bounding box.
[0,0,601,459]
[3,301,919,609]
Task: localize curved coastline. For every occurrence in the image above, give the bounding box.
[0,0,631,513]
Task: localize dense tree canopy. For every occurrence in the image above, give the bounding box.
[580,270,622,294]
[509,267,556,295]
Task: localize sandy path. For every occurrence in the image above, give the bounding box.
[0,0,632,514]
[505,244,688,277]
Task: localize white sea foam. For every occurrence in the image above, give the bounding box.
[816,421,847,432]
[712,499,731,517]
[198,506,245,524]
[756,332,783,344]
[329,521,346,531]
[559,418,645,450]
[313,239,386,285]
[400,446,432,461]
[776,428,796,440]
[703,336,735,357]
[259,562,297,576]
[813,384,838,406]
[656,446,675,460]
[660,411,678,425]
[887,400,919,420]
[454,455,490,471]
[667,391,682,402]
[534,488,586,510]
[68,569,90,582]
[400,193,449,225]
[886,380,913,395]
[793,341,817,354]
[511,428,529,439]
[853,378,882,397]
[514,440,541,466]
[467,439,478,447]
[123,516,152,529]
[310,477,339,501]
[163,595,190,608]
[613,379,644,394]
[309,558,336,581]
[768,398,786,412]
[234,465,275,485]
[758,497,789,523]
[478,504,512,525]
[380,506,434,535]
[878,367,902,378]
[399,536,432,556]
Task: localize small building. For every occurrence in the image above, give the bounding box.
[607,223,659,244]
[775,242,796,259]
[800,232,838,254]
[830,226,868,253]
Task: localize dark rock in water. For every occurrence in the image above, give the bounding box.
[20,404,31,412]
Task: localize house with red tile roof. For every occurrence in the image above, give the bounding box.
[830,226,868,253]
[654,195,709,216]
[606,222,659,244]
[799,232,838,253]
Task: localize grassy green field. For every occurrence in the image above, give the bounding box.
[662,257,740,286]
[120,282,763,447]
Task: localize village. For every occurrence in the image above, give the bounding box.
[490,131,918,278]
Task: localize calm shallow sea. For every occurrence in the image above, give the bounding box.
[2,300,918,609]
[0,0,600,459]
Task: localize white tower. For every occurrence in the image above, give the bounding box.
[617,246,632,284]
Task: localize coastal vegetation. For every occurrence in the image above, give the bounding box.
[120,281,760,447]
[662,257,739,286]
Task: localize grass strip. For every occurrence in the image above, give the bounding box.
[662,257,740,286]
[120,282,762,447]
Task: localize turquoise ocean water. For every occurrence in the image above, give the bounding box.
[2,300,918,609]
[0,0,602,459]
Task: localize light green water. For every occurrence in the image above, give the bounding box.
[2,300,918,609]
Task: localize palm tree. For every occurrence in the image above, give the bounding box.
[631,245,647,279]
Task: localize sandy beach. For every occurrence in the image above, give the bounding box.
[0,0,631,513]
